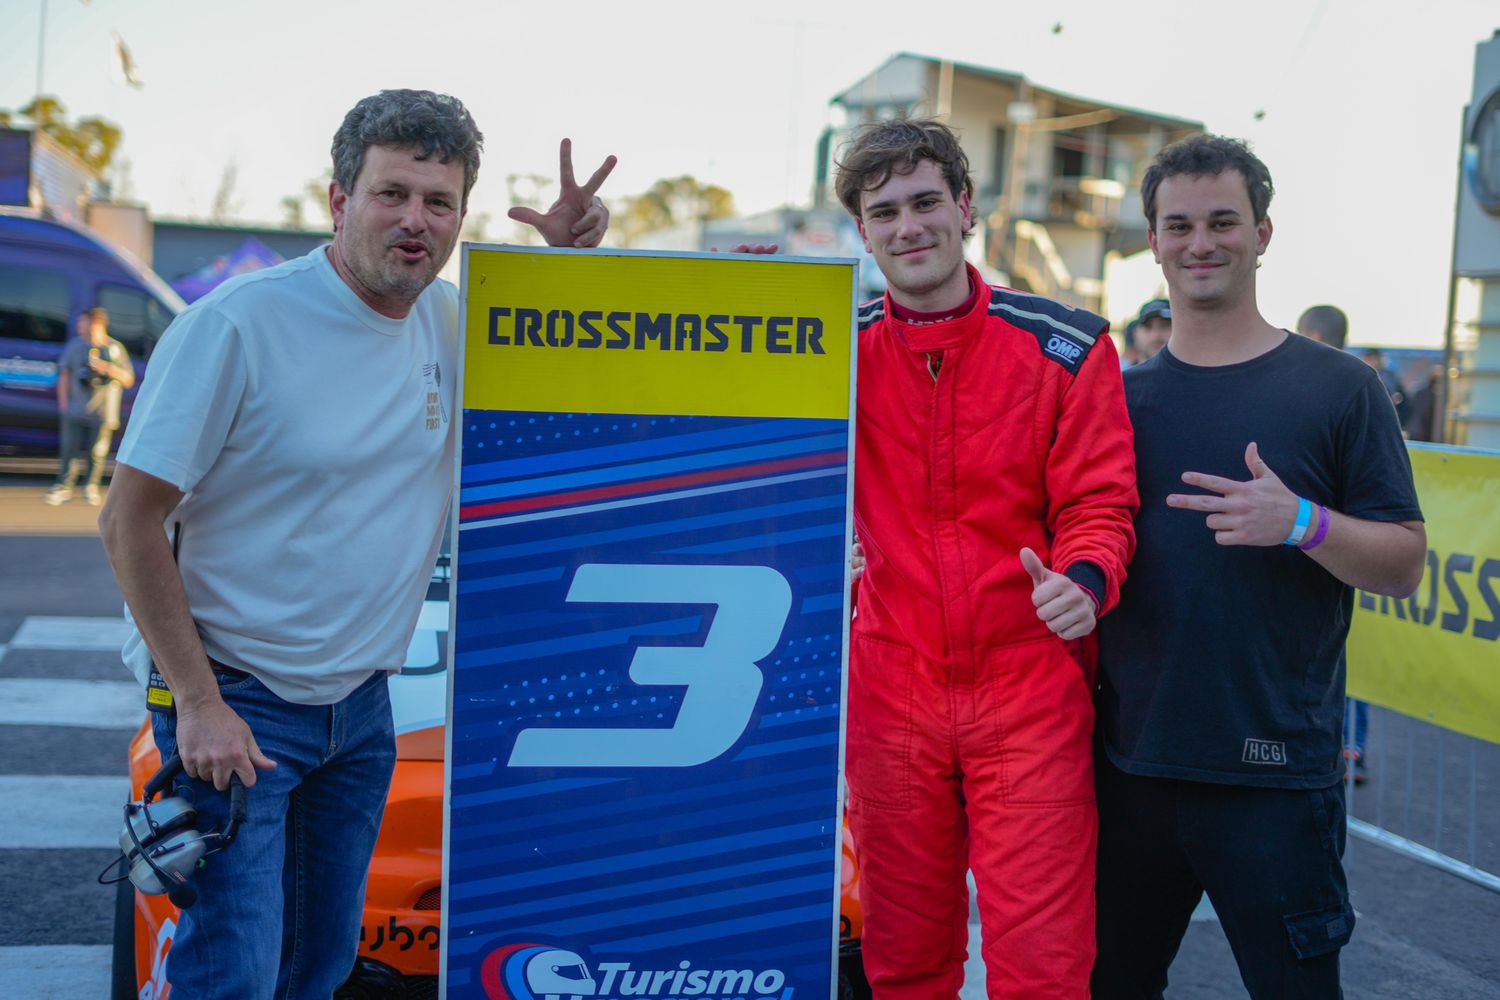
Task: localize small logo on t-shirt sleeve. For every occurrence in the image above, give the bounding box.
[1242,738,1288,765]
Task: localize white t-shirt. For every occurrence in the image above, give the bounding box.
[118,248,458,704]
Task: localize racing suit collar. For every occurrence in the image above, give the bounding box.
[884,263,987,353]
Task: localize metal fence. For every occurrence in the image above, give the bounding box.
[1346,703,1500,893]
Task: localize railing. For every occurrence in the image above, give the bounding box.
[1346,707,1499,893]
[1006,219,1102,312]
[1045,176,1126,229]
[1344,442,1500,894]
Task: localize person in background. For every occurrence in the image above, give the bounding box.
[1297,303,1348,350]
[44,307,134,506]
[1403,363,1444,442]
[1132,297,1172,361]
[1361,347,1412,427]
[1119,318,1142,368]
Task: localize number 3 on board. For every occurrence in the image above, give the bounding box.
[507,563,793,768]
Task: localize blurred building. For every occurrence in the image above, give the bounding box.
[815,53,1202,314]
[1448,29,1500,448]
[632,207,887,301]
[0,126,97,224]
[2,124,329,300]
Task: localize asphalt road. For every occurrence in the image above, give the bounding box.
[0,474,1496,998]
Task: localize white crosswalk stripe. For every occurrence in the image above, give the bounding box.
[0,677,142,729]
[0,775,130,849]
[9,615,131,651]
[0,946,113,998]
[3,615,133,998]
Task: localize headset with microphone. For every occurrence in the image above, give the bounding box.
[98,754,247,909]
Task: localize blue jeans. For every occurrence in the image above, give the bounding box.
[150,667,396,1000]
[1343,698,1369,758]
[54,413,110,488]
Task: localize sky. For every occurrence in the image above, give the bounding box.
[1,0,1496,347]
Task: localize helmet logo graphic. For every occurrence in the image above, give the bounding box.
[481,942,596,1000]
[526,948,597,999]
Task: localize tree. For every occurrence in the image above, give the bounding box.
[108,155,135,203]
[504,173,553,246]
[460,211,492,244]
[210,160,241,222]
[280,170,334,230]
[279,195,307,230]
[617,175,735,246]
[0,96,122,176]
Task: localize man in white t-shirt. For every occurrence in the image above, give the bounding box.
[98,89,615,998]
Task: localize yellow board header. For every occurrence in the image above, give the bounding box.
[1348,445,1500,743]
[461,247,856,420]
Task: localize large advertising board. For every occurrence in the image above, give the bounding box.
[443,246,857,999]
[1348,443,1500,743]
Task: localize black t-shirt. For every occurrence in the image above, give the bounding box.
[1099,334,1423,788]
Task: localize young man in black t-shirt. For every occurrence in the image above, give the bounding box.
[1092,136,1426,999]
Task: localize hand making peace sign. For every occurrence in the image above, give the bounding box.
[1167,441,1301,546]
[507,138,617,248]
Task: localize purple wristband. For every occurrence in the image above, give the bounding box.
[1297,504,1330,550]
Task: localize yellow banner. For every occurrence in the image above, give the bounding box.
[461,247,855,420]
[1348,444,1500,743]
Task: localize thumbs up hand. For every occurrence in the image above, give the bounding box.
[850,538,866,583]
[1020,547,1097,640]
[1166,441,1302,547]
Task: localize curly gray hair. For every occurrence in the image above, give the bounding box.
[331,89,484,210]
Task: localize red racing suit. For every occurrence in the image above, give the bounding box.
[847,265,1137,999]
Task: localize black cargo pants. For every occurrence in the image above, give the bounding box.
[1092,751,1353,1000]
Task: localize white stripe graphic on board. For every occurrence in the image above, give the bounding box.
[10,615,131,651]
[0,776,129,848]
[0,678,141,729]
[0,946,112,999]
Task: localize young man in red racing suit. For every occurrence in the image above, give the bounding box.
[837,118,1137,999]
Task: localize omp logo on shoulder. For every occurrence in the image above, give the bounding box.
[1044,335,1083,363]
[480,942,794,1000]
[1242,739,1288,765]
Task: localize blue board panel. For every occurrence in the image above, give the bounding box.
[447,410,849,1000]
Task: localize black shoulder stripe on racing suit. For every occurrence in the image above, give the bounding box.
[857,298,886,332]
[987,287,1108,377]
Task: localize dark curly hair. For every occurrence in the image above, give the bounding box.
[1141,134,1274,230]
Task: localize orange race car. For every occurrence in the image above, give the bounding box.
[109,565,870,1000]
